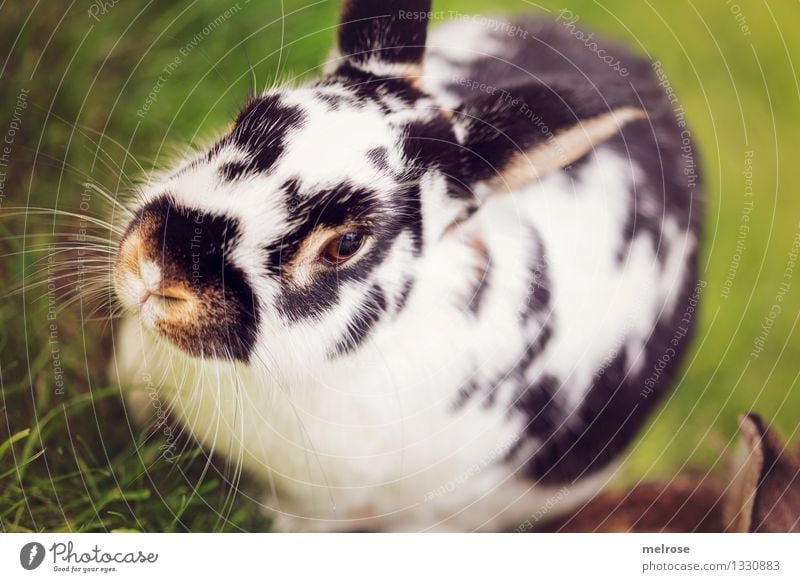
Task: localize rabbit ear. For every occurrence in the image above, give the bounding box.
[725,414,800,532]
[451,82,646,196]
[335,0,431,78]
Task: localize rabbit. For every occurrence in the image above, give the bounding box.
[113,0,702,531]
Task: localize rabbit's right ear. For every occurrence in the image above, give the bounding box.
[450,82,646,197]
[725,414,800,532]
[334,0,431,79]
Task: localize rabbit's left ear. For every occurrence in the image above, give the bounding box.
[451,82,646,196]
[334,0,431,79]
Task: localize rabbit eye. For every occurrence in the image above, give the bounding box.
[321,232,365,265]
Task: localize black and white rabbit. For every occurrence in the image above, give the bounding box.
[114,0,702,531]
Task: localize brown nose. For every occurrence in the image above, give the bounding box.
[115,228,194,306]
[115,197,257,360]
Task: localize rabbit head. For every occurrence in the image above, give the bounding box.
[114,0,644,364]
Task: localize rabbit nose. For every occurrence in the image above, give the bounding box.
[116,230,160,286]
[137,253,162,290]
[115,232,153,300]
[115,233,195,312]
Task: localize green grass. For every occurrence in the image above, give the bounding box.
[1,0,799,531]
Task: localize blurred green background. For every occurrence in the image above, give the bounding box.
[1,0,799,531]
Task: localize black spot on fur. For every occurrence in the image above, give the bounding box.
[216,95,305,180]
[452,320,554,411]
[219,161,249,182]
[367,147,390,172]
[395,277,414,312]
[611,115,701,266]
[467,245,491,316]
[282,178,303,214]
[453,380,482,409]
[316,90,358,110]
[401,116,464,187]
[513,375,564,444]
[523,233,550,317]
[523,257,700,484]
[321,64,425,113]
[524,352,634,484]
[454,231,554,409]
[329,285,388,357]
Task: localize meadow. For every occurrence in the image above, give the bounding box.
[1,0,799,531]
